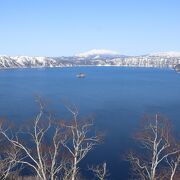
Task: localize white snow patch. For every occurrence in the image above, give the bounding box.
[76,49,120,58]
[150,51,180,57]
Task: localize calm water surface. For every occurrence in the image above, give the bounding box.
[0,67,180,179]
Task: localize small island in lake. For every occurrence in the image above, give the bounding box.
[76,73,86,78]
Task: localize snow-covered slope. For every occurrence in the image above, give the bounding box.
[0,56,58,68]
[149,51,180,57]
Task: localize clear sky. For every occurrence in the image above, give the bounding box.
[0,0,180,56]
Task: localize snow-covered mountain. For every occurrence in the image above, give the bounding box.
[0,56,58,68]
[75,49,125,59]
[0,50,180,69]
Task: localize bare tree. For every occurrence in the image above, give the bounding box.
[60,104,101,180]
[127,114,180,180]
[0,140,21,180]
[88,162,109,180]
[0,104,64,180]
[165,153,180,180]
[0,100,102,180]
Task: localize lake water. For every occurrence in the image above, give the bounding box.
[0,67,180,179]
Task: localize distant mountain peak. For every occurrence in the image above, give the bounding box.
[75,49,120,58]
[149,51,180,57]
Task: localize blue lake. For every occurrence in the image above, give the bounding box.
[0,67,180,179]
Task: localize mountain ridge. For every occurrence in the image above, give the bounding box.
[0,51,180,69]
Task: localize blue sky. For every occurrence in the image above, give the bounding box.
[0,0,180,56]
